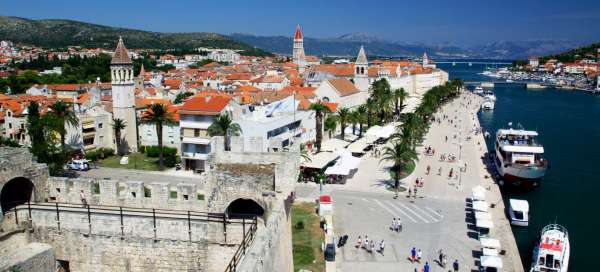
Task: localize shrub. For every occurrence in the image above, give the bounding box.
[144,187,151,198]
[85,150,99,161]
[197,193,205,201]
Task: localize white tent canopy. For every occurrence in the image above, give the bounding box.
[302,152,339,169]
[347,138,372,153]
[472,190,486,201]
[482,248,499,257]
[472,200,489,212]
[476,219,494,229]
[480,238,501,249]
[321,138,351,152]
[480,255,503,268]
[475,211,492,221]
[324,151,361,176]
[379,124,397,139]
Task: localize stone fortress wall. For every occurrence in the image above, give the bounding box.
[0,136,301,272]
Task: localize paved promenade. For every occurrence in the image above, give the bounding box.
[296,91,523,271]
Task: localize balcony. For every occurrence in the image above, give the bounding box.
[182,152,210,160]
[180,120,211,129]
[181,137,211,145]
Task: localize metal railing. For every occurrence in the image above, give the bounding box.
[6,201,252,243]
[224,216,259,272]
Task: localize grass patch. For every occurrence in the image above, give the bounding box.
[97,152,161,171]
[292,202,325,272]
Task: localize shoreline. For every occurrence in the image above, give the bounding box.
[469,92,524,272]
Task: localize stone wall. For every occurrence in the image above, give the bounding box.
[237,197,294,272]
[29,227,207,272]
[47,177,207,212]
[0,241,55,272]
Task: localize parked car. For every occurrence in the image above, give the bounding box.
[67,159,90,171]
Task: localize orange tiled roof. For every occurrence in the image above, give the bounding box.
[164,79,182,89]
[181,94,231,115]
[327,79,359,97]
[324,102,337,112]
[47,84,79,91]
[313,64,354,77]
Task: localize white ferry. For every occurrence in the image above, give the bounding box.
[481,91,496,110]
[474,86,484,95]
[494,126,547,189]
[530,224,570,272]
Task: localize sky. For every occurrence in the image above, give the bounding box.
[3,0,600,46]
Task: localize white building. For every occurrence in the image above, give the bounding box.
[209,49,240,63]
[139,122,180,151]
[65,106,114,152]
[315,78,365,109]
[179,94,240,172]
[235,95,315,152]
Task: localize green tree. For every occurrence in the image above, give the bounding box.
[47,101,79,157]
[336,107,350,140]
[324,115,338,139]
[393,88,408,115]
[309,102,331,153]
[173,92,194,104]
[141,104,175,170]
[112,118,127,156]
[356,105,367,137]
[207,114,242,151]
[381,140,418,197]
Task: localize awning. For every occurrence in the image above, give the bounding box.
[302,152,339,169]
[379,124,397,139]
[472,200,489,212]
[321,138,351,152]
[482,248,499,257]
[347,138,371,153]
[324,151,361,176]
[476,219,494,229]
[480,255,503,268]
[480,238,501,249]
[472,189,486,201]
[475,211,492,220]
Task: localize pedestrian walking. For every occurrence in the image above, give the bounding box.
[370,240,375,254]
[364,236,369,249]
[80,190,87,207]
[378,240,385,255]
[424,262,430,272]
[413,187,418,198]
[391,218,396,231]
[453,259,459,272]
[396,218,402,232]
[438,167,442,176]
[417,249,422,263]
[438,250,444,265]
[355,236,362,248]
[408,188,412,198]
[411,247,417,262]
[442,255,448,268]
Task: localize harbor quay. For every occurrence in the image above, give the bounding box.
[296,91,523,271]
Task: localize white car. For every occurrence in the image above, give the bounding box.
[67,159,90,171]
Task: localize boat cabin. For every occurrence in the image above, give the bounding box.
[496,129,545,165]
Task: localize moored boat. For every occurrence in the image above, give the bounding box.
[530,224,570,272]
[508,199,529,226]
[494,125,548,189]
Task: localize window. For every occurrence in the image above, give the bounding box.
[194,129,200,137]
[98,123,103,128]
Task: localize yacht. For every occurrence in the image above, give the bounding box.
[474,86,484,95]
[530,224,570,272]
[481,97,495,110]
[494,126,548,189]
[508,199,529,226]
[483,90,496,101]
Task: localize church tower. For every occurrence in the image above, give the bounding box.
[354,46,369,92]
[292,24,306,73]
[111,37,138,152]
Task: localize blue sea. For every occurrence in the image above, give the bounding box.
[439,62,600,271]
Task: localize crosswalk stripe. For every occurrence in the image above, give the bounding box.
[425,207,444,219]
[397,202,431,223]
[372,199,404,221]
[383,201,419,223]
[410,204,439,222]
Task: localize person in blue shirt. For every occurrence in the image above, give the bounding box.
[424,261,430,272]
[453,259,459,271]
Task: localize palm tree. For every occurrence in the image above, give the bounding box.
[47,101,79,157]
[141,103,175,170]
[324,115,338,139]
[112,118,127,155]
[207,114,242,151]
[393,88,408,115]
[309,102,331,153]
[336,107,350,140]
[356,105,367,137]
[381,140,418,197]
[365,98,377,128]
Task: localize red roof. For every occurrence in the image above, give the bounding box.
[319,195,332,204]
[294,24,303,40]
[181,94,231,115]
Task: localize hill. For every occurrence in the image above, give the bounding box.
[540,42,600,63]
[0,16,271,55]
[230,33,470,58]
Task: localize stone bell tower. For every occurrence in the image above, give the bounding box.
[111,37,138,152]
[354,46,369,92]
